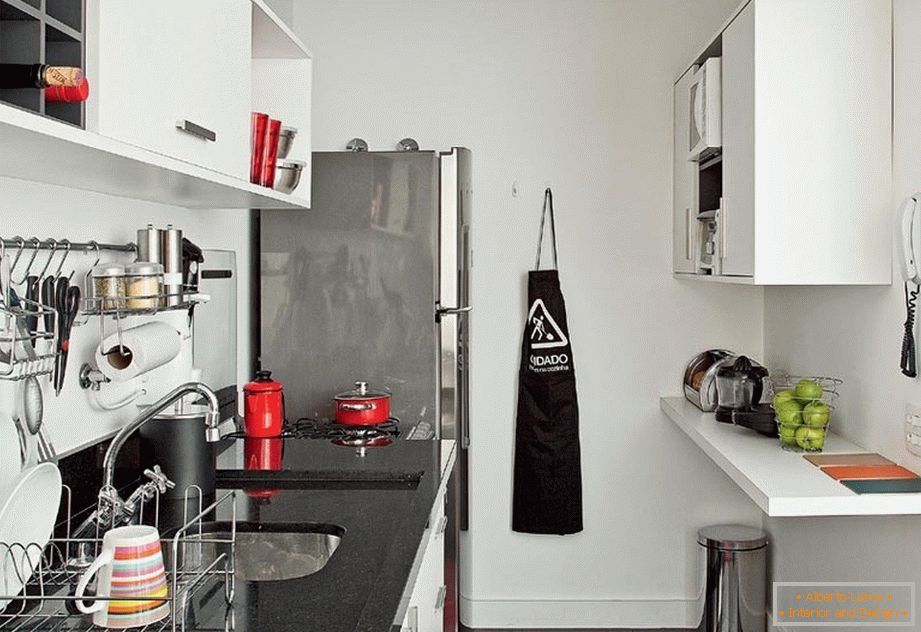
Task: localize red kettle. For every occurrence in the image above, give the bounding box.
[243,370,285,437]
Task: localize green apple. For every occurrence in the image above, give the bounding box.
[776,400,803,425]
[794,379,823,403]
[773,389,796,408]
[778,423,799,447]
[795,426,826,451]
[803,401,830,428]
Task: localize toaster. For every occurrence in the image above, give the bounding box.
[683,349,735,412]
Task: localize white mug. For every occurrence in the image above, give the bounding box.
[75,525,170,629]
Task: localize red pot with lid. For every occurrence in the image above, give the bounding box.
[243,370,285,437]
[334,381,391,426]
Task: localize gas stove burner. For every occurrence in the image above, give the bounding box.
[289,417,401,445]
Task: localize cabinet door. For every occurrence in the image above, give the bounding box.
[402,492,446,632]
[88,0,250,178]
[720,1,755,276]
[171,0,250,178]
[672,69,697,273]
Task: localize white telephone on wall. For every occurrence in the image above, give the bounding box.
[899,194,921,284]
[899,194,921,377]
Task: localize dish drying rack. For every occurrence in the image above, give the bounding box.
[0,485,237,632]
[0,298,59,382]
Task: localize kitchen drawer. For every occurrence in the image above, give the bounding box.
[87,0,251,178]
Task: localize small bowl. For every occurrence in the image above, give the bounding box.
[274,160,305,194]
[276,126,298,160]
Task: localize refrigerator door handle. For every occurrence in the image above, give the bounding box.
[435,305,472,323]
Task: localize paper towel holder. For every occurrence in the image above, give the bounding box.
[79,362,109,391]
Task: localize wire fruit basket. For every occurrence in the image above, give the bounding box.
[769,373,842,453]
[0,485,237,632]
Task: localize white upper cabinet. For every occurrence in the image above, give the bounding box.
[672,0,892,285]
[87,0,252,179]
[719,1,754,277]
[673,68,697,274]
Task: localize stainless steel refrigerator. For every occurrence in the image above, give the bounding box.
[259,147,471,632]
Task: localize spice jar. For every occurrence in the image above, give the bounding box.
[91,263,126,311]
[125,261,164,309]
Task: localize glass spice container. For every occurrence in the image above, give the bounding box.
[91,263,126,311]
[125,261,164,309]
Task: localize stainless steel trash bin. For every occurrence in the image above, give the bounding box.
[697,525,768,632]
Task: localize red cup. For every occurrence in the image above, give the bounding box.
[261,119,282,188]
[45,77,90,103]
[250,112,269,184]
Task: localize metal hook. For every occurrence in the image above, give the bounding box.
[53,240,72,279]
[35,239,58,281]
[12,238,40,285]
[9,237,25,273]
[82,240,101,292]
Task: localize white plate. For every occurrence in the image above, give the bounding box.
[0,412,21,501]
[0,462,62,611]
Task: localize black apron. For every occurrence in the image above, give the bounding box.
[512,189,583,535]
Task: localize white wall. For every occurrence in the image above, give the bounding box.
[291,1,764,628]
[0,178,252,456]
[762,1,921,629]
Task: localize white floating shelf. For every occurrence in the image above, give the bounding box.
[660,396,921,517]
[0,102,309,210]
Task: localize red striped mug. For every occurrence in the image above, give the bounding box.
[75,525,170,629]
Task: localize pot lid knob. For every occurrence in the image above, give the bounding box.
[354,381,369,395]
[256,370,273,382]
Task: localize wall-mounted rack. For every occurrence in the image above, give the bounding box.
[0,236,136,255]
[0,236,136,383]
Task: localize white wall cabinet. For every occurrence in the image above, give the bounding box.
[401,488,447,632]
[672,68,697,274]
[79,0,312,207]
[718,1,754,277]
[87,0,252,179]
[672,0,892,285]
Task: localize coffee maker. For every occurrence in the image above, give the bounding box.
[714,356,775,435]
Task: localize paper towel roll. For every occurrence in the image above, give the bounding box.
[96,322,182,382]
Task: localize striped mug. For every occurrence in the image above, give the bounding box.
[75,525,170,629]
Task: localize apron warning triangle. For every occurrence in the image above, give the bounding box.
[527,298,569,349]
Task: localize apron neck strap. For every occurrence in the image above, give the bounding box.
[535,188,559,270]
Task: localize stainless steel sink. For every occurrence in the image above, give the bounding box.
[170,522,344,582]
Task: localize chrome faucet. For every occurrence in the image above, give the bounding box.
[102,382,222,492]
[67,383,222,565]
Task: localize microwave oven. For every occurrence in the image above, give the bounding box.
[688,57,722,162]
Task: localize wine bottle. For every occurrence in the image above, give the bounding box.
[0,64,84,89]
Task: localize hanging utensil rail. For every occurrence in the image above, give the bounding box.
[0,238,136,254]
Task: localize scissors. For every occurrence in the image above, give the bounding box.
[54,276,80,395]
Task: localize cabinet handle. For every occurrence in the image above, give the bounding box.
[719,197,727,261]
[685,207,692,260]
[435,586,448,611]
[176,120,217,142]
[436,515,448,536]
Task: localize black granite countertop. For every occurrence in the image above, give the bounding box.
[192,438,456,632]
